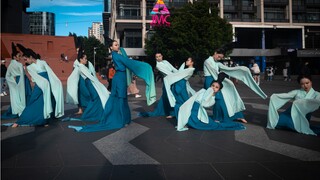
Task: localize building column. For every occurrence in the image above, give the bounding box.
[289,0,292,24]
[142,0,146,48]
[261,0,264,24]
[220,0,223,18]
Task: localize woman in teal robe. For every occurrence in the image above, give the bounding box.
[11,47,64,127]
[163,57,196,118]
[68,40,156,132]
[177,73,245,131]
[139,53,177,118]
[267,75,320,136]
[1,43,32,119]
[203,48,267,124]
[64,51,109,122]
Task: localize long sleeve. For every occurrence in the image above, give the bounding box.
[5,60,26,115]
[267,90,297,129]
[156,60,178,76]
[42,60,64,118]
[163,67,195,107]
[112,49,156,106]
[219,64,267,99]
[66,66,80,105]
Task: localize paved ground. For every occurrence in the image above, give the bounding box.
[1,75,320,180]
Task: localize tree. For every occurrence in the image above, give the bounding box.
[145,0,233,69]
[69,33,108,70]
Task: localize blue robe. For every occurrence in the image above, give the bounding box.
[69,48,156,132]
[203,56,267,122]
[139,60,178,117]
[15,72,50,126]
[177,88,245,131]
[65,62,106,121]
[267,88,320,135]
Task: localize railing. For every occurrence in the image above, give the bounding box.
[117,15,142,20]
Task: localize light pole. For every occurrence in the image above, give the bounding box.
[93,47,97,69]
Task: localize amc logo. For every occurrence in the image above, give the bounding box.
[151,15,170,27]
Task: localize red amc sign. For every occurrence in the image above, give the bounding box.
[151,14,170,27]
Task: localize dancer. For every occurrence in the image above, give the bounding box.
[163,57,196,118]
[177,72,245,131]
[65,47,109,121]
[11,45,64,127]
[267,75,320,136]
[1,43,32,119]
[203,47,267,124]
[68,40,156,132]
[139,52,177,118]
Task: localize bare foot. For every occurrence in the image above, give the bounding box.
[237,118,247,123]
[12,123,19,128]
[166,116,173,119]
[74,109,83,115]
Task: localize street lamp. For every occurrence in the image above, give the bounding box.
[93,47,97,69]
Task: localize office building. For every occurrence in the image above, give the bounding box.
[29,12,55,36]
[89,22,105,44]
[103,0,320,73]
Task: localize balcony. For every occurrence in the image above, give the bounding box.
[265,18,289,22]
[224,5,238,12]
[306,0,320,7]
[242,6,257,13]
[117,15,142,20]
[292,6,306,12]
[264,0,288,6]
[227,17,261,22]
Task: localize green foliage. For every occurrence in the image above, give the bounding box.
[145,0,233,69]
[69,33,108,69]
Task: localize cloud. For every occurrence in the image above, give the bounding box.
[30,0,101,9]
[61,12,102,16]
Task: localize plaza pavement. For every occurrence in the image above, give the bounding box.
[1,75,320,180]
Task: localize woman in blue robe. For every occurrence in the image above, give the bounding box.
[203,48,267,124]
[163,57,195,118]
[1,43,32,119]
[177,73,245,131]
[267,75,320,135]
[65,49,108,122]
[139,53,176,118]
[68,40,156,132]
[11,46,64,127]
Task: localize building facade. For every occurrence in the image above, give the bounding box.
[29,12,55,36]
[1,0,30,34]
[88,22,105,44]
[103,0,320,74]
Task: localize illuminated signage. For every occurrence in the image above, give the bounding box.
[150,0,170,27]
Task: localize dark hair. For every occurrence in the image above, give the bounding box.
[108,40,117,51]
[297,74,312,84]
[11,42,19,59]
[210,72,227,90]
[23,48,38,59]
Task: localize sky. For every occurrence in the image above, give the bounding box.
[28,0,104,37]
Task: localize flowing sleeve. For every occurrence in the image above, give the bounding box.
[267,90,298,129]
[88,61,98,80]
[27,65,53,119]
[219,64,267,99]
[290,89,320,135]
[66,66,80,105]
[177,89,206,131]
[156,60,178,76]
[197,88,216,124]
[163,68,195,107]
[203,57,219,79]
[42,60,64,118]
[116,48,156,106]
[119,48,133,86]
[5,62,26,115]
